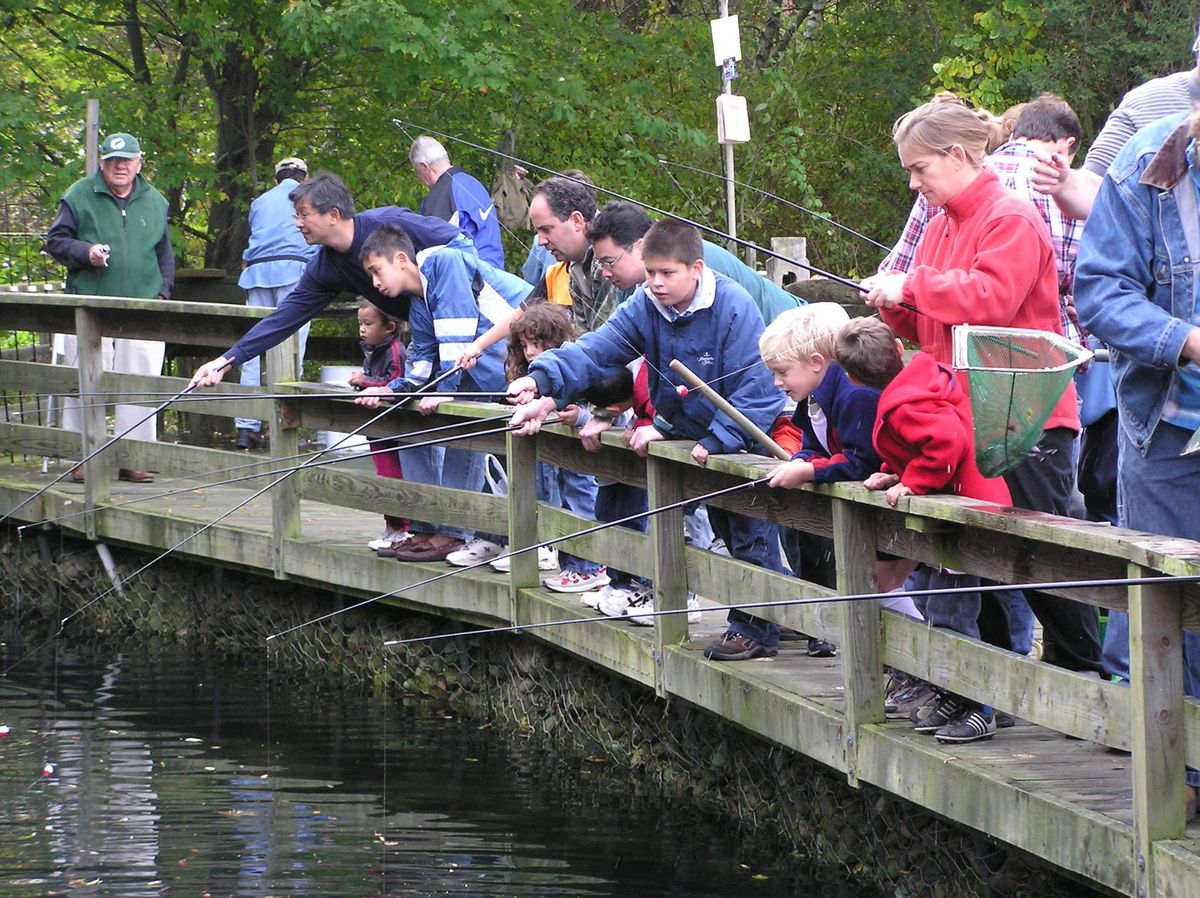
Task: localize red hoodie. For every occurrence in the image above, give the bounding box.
[881,168,1078,434]
[874,352,1011,504]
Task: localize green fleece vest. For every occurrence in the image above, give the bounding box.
[61,173,168,299]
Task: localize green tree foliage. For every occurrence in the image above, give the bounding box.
[1,0,1196,280]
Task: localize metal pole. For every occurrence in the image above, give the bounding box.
[85,99,100,176]
[719,1,736,252]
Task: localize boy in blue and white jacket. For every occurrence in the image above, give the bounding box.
[508,219,789,661]
[355,224,531,563]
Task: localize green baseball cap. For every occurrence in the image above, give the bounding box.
[100,133,142,160]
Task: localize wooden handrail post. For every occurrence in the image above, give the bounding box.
[648,453,688,697]
[833,496,883,787]
[75,306,108,536]
[1129,564,1187,898]
[266,335,300,577]
[506,431,539,621]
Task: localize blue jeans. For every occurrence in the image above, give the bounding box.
[908,566,981,639]
[236,284,310,432]
[1117,422,1200,787]
[708,506,787,648]
[397,443,446,535]
[595,481,649,588]
[537,462,600,575]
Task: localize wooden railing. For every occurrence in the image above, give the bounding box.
[3,293,1200,897]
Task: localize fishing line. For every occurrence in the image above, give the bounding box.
[266,473,762,640]
[657,157,890,252]
[4,390,511,410]
[16,413,518,534]
[657,162,718,231]
[384,572,1200,648]
[0,370,473,677]
[390,117,871,296]
[0,369,230,527]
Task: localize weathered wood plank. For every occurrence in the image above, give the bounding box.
[1154,839,1200,898]
[515,586,658,687]
[75,307,107,525]
[267,339,302,576]
[536,504,653,580]
[299,467,509,535]
[1130,568,1188,897]
[660,644,848,772]
[1,293,270,346]
[648,452,689,695]
[855,725,1136,895]
[506,431,540,610]
[882,611,1136,748]
[833,497,883,786]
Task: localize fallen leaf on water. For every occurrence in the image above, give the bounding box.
[752,874,769,880]
[1012,753,1036,760]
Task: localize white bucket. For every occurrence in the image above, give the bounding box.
[318,365,369,453]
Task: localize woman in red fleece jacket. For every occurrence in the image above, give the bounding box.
[861,97,1104,685]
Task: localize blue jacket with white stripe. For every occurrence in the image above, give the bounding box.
[396,248,532,394]
[528,268,783,454]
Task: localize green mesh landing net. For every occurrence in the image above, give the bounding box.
[952,325,1093,478]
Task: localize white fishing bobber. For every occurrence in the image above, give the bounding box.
[42,762,55,777]
[0,725,9,737]
[675,385,689,398]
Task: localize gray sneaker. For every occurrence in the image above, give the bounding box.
[912,694,965,734]
[934,708,997,743]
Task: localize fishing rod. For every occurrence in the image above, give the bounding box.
[7,390,511,413]
[390,117,871,297]
[657,157,890,252]
[16,412,518,534]
[0,405,528,677]
[50,364,468,632]
[0,364,231,527]
[266,474,770,640]
[383,572,1200,648]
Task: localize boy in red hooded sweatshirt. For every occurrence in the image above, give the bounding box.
[835,317,1012,745]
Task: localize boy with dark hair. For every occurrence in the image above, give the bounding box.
[834,317,1012,743]
[353,225,530,563]
[587,200,802,323]
[508,219,787,661]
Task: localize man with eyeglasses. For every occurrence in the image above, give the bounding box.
[45,131,175,483]
[189,172,470,389]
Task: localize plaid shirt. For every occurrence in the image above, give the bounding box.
[878,141,1084,345]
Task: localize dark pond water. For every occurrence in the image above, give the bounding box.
[0,649,879,897]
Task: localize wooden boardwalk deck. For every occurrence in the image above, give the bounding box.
[7,293,1200,896]
[4,458,1199,897]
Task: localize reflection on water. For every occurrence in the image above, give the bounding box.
[0,649,877,897]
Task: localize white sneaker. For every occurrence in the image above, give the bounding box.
[597,584,645,618]
[580,587,607,610]
[490,546,559,573]
[367,526,406,551]
[542,567,610,594]
[628,592,703,627]
[446,538,505,567]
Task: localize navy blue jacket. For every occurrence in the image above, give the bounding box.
[792,363,881,484]
[529,269,784,454]
[420,167,505,270]
[225,207,467,365]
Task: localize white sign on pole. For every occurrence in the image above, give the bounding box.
[710,15,742,65]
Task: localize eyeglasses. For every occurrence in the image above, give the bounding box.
[293,207,321,221]
[596,248,628,271]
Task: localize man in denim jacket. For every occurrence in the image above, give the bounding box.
[1075,108,1200,810]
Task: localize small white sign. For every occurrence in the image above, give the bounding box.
[717,94,750,144]
[711,15,742,65]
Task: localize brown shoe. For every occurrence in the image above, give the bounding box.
[69,467,85,483]
[393,537,465,562]
[376,533,427,558]
[118,469,155,483]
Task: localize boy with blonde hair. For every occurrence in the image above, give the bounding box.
[760,303,882,657]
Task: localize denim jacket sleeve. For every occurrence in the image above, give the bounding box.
[1075,167,1194,370]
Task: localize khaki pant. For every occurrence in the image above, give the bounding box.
[55,334,166,443]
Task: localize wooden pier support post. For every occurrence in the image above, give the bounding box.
[1128,565,1187,898]
[833,497,883,787]
[506,431,540,622]
[266,335,300,578]
[648,452,689,698]
[75,306,108,537]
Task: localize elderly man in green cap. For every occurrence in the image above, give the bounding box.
[45,131,175,483]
